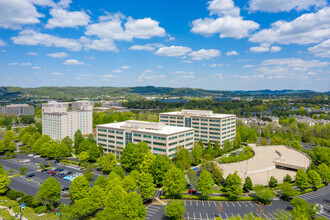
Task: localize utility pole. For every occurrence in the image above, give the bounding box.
[19,203,22,220]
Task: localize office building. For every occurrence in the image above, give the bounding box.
[159,109,236,145]
[72,101,94,110]
[96,120,194,158]
[42,101,92,140]
[0,104,35,116]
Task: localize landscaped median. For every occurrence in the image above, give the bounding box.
[160,195,256,201]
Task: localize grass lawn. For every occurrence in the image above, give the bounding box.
[0,196,59,220]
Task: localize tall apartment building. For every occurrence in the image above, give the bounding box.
[96,120,194,158]
[42,101,92,140]
[0,104,35,116]
[159,109,236,145]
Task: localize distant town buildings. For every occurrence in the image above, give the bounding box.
[42,101,93,140]
[159,109,236,145]
[102,101,122,108]
[96,120,194,158]
[0,104,35,116]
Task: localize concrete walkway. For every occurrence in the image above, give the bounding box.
[0,205,28,220]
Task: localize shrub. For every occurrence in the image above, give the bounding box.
[6,190,25,200]
[34,206,47,214]
[21,195,35,207]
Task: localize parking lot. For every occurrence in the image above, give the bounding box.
[146,200,292,220]
[0,154,96,202]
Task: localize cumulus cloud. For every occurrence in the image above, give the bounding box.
[154,46,192,57]
[21,62,32,66]
[102,74,117,78]
[47,52,68,58]
[191,0,259,39]
[27,52,37,55]
[308,39,330,58]
[270,46,282,52]
[189,49,221,60]
[112,69,122,73]
[129,43,164,51]
[63,59,84,65]
[226,51,239,56]
[85,13,165,41]
[0,39,6,46]
[45,8,90,28]
[0,0,42,29]
[250,44,282,53]
[213,73,223,78]
[249,7,330,45]
[32,66,40,69]
[248,0,327,12]
[50,72,63,76]
[12,29,82,51]
[121,66,131,69]
[81,37,118,52]
[209,63,222,67]
[137,73,165,81]
[30,0,56,7]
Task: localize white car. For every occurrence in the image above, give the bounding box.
[33,155,40,158]
[28,154,34,157]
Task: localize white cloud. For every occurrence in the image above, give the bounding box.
[112,69,122,73]
[179,75,195,79]
[63,59,84,65]
[30,0,56,7]
[191,0,259,39]
[57,0,72,8]
[32,66,40,69]
[47,52,68,58]
[80,74,94,77]
[50,72,63,76]
[208,0,240,17]
[27,52,37,56]
[21,62,32,66]
[0,0,42,29]
[249,7,330,45]
[189,49,221,60]
[9,62,33,66]
[144,70,153,73]
[248,0,327,12]
[157,65,163,68]
[250,44,269,52]
[121,65,131,69]
[209,63,222,67]
[0,39,6,46]
[137,73,165,81]
[102,74,117,78]
[45,8,90,28]
[75,76,81,80]
[85,13,165,41]
[9,62,19,65]
[154,46,192,57]
[129,43,164,51]
[226,51,239,56]
[81,37,118,52]
[213,73,223,78]
[12,29,82,51]
[242,64,255,68]
[166,33,175,41]
[270,46,282,52]
[172,71,194,74]
[308,39,330,58]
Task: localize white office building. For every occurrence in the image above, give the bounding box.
[159,109,236,145]
[0,104,35,116]
[42,101,93,140]
[96,120,194,158]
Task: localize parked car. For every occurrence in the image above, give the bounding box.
[26,173,35,178]
[48,170,56,174]
[54,160,60,164]
[27,154,34,157]
[189,189,197,194]
[62,187,69,191]
[41,169,49,172]
[33,155,41,158]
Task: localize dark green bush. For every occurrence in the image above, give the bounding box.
[34,206,47,214]
[6,190,25,200]
[21,195,36,208]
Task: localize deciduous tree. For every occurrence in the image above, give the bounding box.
[196,170,215,197]
[36,177,61,206]
[165,200,186,219]
[69,176,90,202]
[163,166,187,198]
[138,172,155,199]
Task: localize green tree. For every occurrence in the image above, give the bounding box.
[243,176,253,192]
[149,154,173,186]
[191,143,203,165]
[36,177,61,206]
[79,151,90,163]
[122,175,138,192]
[56,142,72,158]
[97,152,117,173]
[112,166,125,179]
[74,129,84,150]
[308,170,323,189]
[61,136,73,148]
[224,171,243,199]
[139,153,156,173]
[186,168,197,187]
[165,200,186,220]
[0,167,10,194]
[291,198,318,219]
[213,141,221,157]
[83,171,94,182]
[174,146,192,170]
[260,137,268,146]
[291,140,302,150]
[86,185,106,212]
[19,167,27,175]
[283,174,292,184]
[87,142,102,161]
[316,163,330,184]
[269,176,278,188]
[69,176,90,202]
[163,166,187,198]
[94,175,108,190]
[254,185,276,205]
[295,169,310,190]
[138,172,155,199]
[196,170,215,197]
[120,142,150,172]
[278,182,299,201]
[210,163,223,185]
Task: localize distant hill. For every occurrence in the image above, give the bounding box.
[0,86,325,99]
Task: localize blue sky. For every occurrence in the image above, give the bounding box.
[0,0,329,91]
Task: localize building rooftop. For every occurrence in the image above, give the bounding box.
[97,120,194,135]
[160,109,235,118]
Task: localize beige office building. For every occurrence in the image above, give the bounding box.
[42,101,93,140]
[96,120,194,158]
[159,109,236,145]
[0,104,35,116]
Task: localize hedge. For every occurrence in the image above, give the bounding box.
[161,195,256,201]
[61,159,80,165]
[6,190,25,200]
[34,206,47,214]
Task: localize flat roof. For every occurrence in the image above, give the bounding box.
[97,120,194,135]
[160,110,235,118]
